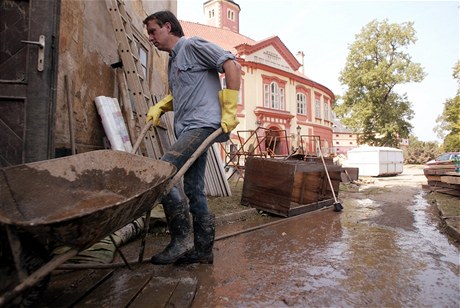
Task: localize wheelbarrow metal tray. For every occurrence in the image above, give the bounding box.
[0,150,176,249]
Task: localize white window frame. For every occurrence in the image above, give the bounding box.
[264,84,270,107]
[280,88,285,110]
[263,81,285,110]
[315,99,321,118]
[297,93,306,115]
[270,82,279,109]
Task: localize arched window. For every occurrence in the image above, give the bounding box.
[262,76,286,110]
[227,9,234,21]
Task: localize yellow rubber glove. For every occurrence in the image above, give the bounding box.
[146,94,173,125]
[218,89,240,133]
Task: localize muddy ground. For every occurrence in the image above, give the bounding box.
[196,164,460,307]
[124,164,459,307]
[5,164,459,307]
[209,165,459,241]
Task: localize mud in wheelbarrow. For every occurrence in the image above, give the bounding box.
[0,128,223,306]
[0,150,176,306]
[0,149,176,249]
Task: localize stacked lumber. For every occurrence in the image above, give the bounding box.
[423,162,460,197]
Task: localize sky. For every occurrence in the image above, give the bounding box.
[177,0,459,142]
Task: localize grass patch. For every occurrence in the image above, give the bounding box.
[208,180,249,216]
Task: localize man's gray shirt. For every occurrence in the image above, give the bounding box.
[168,36,236,137]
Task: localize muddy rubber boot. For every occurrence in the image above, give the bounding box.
[150,203,193,265]
[175,214,215,265]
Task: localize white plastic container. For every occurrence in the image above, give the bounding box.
[94,96,132,152]
[343,146,403,176]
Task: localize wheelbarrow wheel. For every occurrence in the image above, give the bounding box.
[1,229,51,307]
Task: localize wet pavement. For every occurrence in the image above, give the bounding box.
[187,168,460,307]
[34,167,460,307]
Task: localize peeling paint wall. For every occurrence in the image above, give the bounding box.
[55,0,175,154]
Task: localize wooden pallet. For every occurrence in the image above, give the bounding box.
[42,268,197,307]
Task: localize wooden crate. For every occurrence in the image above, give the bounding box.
[341,167,359,183]
[241,157,342,217]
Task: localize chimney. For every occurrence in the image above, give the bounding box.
[296,51,305,75]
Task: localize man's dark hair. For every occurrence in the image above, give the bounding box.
[143,11,184,37]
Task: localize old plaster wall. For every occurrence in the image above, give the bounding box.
[54,0,175,154]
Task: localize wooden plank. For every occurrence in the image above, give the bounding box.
[241,158,294,216]
[166,278,197,307]
[424,168,456,175]
[130,277,197,308]
[73,270,152,307]
[429,187,460,197]
[129,277,175,307]
[441,175,460,185]
[116,67,137,145]
[427,181,460,191]
[289,199,334,216]
[43,269,114,307]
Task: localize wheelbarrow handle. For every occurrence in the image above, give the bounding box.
[164,127,223,194]
[130,122,223,198]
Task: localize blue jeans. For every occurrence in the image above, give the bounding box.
[161,128,228,217]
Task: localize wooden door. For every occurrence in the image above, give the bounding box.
[0,0,60,166]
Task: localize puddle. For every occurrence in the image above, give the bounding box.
[192,188,460,307]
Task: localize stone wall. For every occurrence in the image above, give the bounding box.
[54,0,175,154]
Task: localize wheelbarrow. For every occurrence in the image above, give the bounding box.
[0,125,223,306]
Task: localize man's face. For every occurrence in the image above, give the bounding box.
[146,20,170,51]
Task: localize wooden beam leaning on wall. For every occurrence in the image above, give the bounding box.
[106,0,166,159]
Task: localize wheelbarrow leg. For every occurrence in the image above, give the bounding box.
[138,210,152,263]
[5,225,28,282]
[109,235,132,270]
[0,244,79,307]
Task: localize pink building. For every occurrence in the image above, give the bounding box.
[332,117,359,155]
[181,0,335,156]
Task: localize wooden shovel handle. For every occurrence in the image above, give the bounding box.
[130,121,153,154]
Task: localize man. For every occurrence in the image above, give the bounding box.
[143,11,241,265]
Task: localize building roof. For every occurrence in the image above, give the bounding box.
[180,20,334,98]
[180,20,256,55]
[332,117,354,134]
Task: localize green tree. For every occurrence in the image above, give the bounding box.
[403,135,439,164]
[434,61,460,151]
[336,19,425,148]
